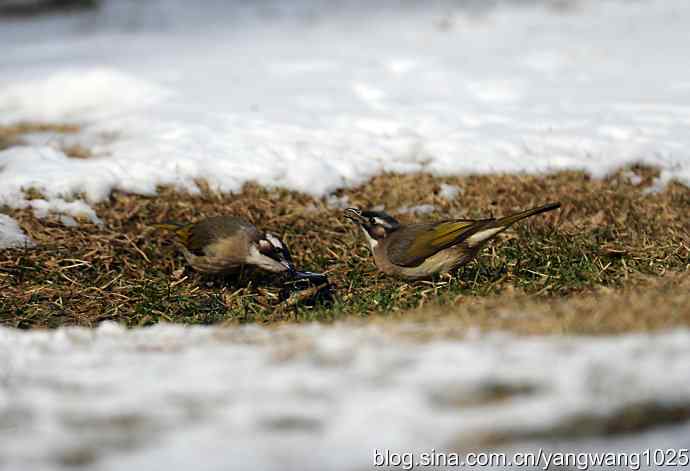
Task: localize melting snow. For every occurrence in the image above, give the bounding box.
[0,214,33,249]
[0,0,689,218]
[396,204,437,215]
[1,323,690,470]
[438,183,461,201]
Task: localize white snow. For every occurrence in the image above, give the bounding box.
[0,214,33,248]
[0,68,169,123]
[0,0,689,218]
[396,204,437,215]
[325,194,350,209]
[623,170,644,186]
[0,146,104,221]
[1,322,690,471]
[29,197,102,225]
[438,183,461,201]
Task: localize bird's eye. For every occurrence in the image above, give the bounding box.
[369,218,377,225]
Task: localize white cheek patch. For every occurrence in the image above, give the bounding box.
[466,227,504,247]
[247,245,286,271]
[372,217,389,228]
[361,226,378,250]
[265,233,284,249]
[247,245,267,264]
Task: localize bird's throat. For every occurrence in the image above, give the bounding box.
[361,226,378,251]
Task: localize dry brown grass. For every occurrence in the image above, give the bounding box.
[0,122,94,161]
[60,143,92,159]
[0,122,81,149]
[374,273,690,337]
[1,160,688,330]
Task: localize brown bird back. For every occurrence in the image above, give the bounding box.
[154,217,261,256]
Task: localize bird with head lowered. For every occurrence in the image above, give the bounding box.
[154,216,294,275]
[344,202,561,280]
[155,216,334,304]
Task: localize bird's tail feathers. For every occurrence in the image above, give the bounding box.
[493,202,561,228]
[464,202,560,247]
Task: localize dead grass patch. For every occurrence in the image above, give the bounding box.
[1,164,688,330]
[61,143,92,159]
[373,273,690,337]
[0,122,80,149]
[0,122,93,159]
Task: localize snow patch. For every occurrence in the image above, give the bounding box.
[326,194,350,209]
[622,170,643,186]
[0,68,170,124]
[438,183,461,200]
[642,172,673,195]
[30,198,102,225]
[0,214,33,249]
[0,146,106,220]
[1,323,690,470]
[397,204,436,215]
[0,0,688,218]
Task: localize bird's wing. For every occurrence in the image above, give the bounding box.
[186,217,258,255]
[386,219,494,268]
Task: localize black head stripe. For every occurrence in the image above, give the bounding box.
[264,233,284,249]
[260,234,293,265]
[361,210,400,230]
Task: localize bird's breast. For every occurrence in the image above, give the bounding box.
[375,244,476,280]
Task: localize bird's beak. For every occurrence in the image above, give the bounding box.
[344,208,365,224]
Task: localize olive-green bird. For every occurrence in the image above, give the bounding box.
[344,202,560,280]
[154,216,294,275]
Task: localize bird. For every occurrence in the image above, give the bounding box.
[344,202,560,280]
[154,216,294,275]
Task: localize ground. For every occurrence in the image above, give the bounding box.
[1,123,689,332]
